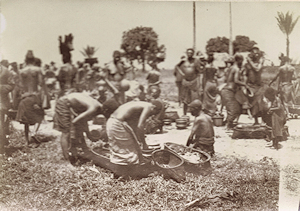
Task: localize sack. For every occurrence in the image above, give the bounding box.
[232,125,267,139]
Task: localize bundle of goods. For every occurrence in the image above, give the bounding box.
[232,124,268,139]
[164,111,179,122]
[288,105,300,118]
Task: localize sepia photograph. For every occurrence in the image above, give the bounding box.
[0,0,300,210]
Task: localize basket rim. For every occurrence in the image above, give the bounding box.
[164,142,211,164]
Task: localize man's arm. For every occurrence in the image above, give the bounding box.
[187,118,201,146]
[136,105,152,149]
[269,70,281,86]
[246,56,264,72]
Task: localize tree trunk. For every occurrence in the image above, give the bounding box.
[286,35,290,59]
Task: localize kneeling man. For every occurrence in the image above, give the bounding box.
[186,99,215,156]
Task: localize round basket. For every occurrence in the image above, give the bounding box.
[152,149,184,169]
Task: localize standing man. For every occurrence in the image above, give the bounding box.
[178,48,203,115]
[269,56,296,116]
[203,53,218,116]
[16,50,45,146]
[221,54,249,129]
[186,99,215,156]
[0,63,15,152]
[244,45,265,124]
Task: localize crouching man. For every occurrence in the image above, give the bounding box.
[186,99,215,156]
[53,92,103,161]
[106,100,163,177]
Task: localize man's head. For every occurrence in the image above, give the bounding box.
[150,99,163,116]
[25,50,35,64]
[186,48,195,59]
[102,98,121,119]
[264,87,277,103]
[234,53,244,67]
[113,50,121,62]
[148,86,161,99]
[188,99,202,116]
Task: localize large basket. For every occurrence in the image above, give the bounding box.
[152,149,185,182]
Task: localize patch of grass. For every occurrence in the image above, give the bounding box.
[0,129,279,210]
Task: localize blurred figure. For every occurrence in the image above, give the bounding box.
[16,50,45,147]
[0,61,15,153]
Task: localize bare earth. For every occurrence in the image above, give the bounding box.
[11,100,300,211]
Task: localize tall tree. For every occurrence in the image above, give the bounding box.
[276,11,299,59]
[121,26,165,71]
[205,36,256,55]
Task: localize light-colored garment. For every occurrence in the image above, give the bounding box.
[106,117,139,165]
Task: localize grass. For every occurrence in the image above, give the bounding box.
[0,128,279,210]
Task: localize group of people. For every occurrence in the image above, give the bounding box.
[174,45,298,150]
[0,33,169,178]
[1,35,298,180]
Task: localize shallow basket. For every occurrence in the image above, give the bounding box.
[164,142,211,166]
[152,149,184,169]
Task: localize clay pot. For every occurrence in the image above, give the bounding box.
[163,118,172,125]
[181,115,190,126]
[176,118,187,129]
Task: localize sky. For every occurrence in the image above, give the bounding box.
[1,0,300,68]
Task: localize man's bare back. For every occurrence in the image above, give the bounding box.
[279,64,296,83]
[20,64,43,93]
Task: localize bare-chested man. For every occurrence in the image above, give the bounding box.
[53,92,103,161]
[178,48,203,115]
[221,54,249,129]
[269,56,296,112]
[244,45,265,124]
[16,51,45,147]
[186,99,215,156]
[106,101,162,165]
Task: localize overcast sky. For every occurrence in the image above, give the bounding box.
[1,0,300,68]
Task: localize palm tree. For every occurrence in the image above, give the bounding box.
[80,45,99,66]
[80,45,98,58]
[276,11,299,59]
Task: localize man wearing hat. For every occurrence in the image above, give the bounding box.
[186,99,215,156]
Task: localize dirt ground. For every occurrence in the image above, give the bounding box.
[10,99,300,211]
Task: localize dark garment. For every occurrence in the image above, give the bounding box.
[203,80,218,116]
[248,84,266,117]
[221,87,241,128]
[181,78,200,105]
[16,94,44,125]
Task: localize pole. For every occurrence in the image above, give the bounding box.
[229,2,233,56]
[193,1,196,51]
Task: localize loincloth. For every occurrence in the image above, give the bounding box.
[16,93,44,125]
[181,78,200,104]
[106,117,139,165]
[280,82,294,103]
